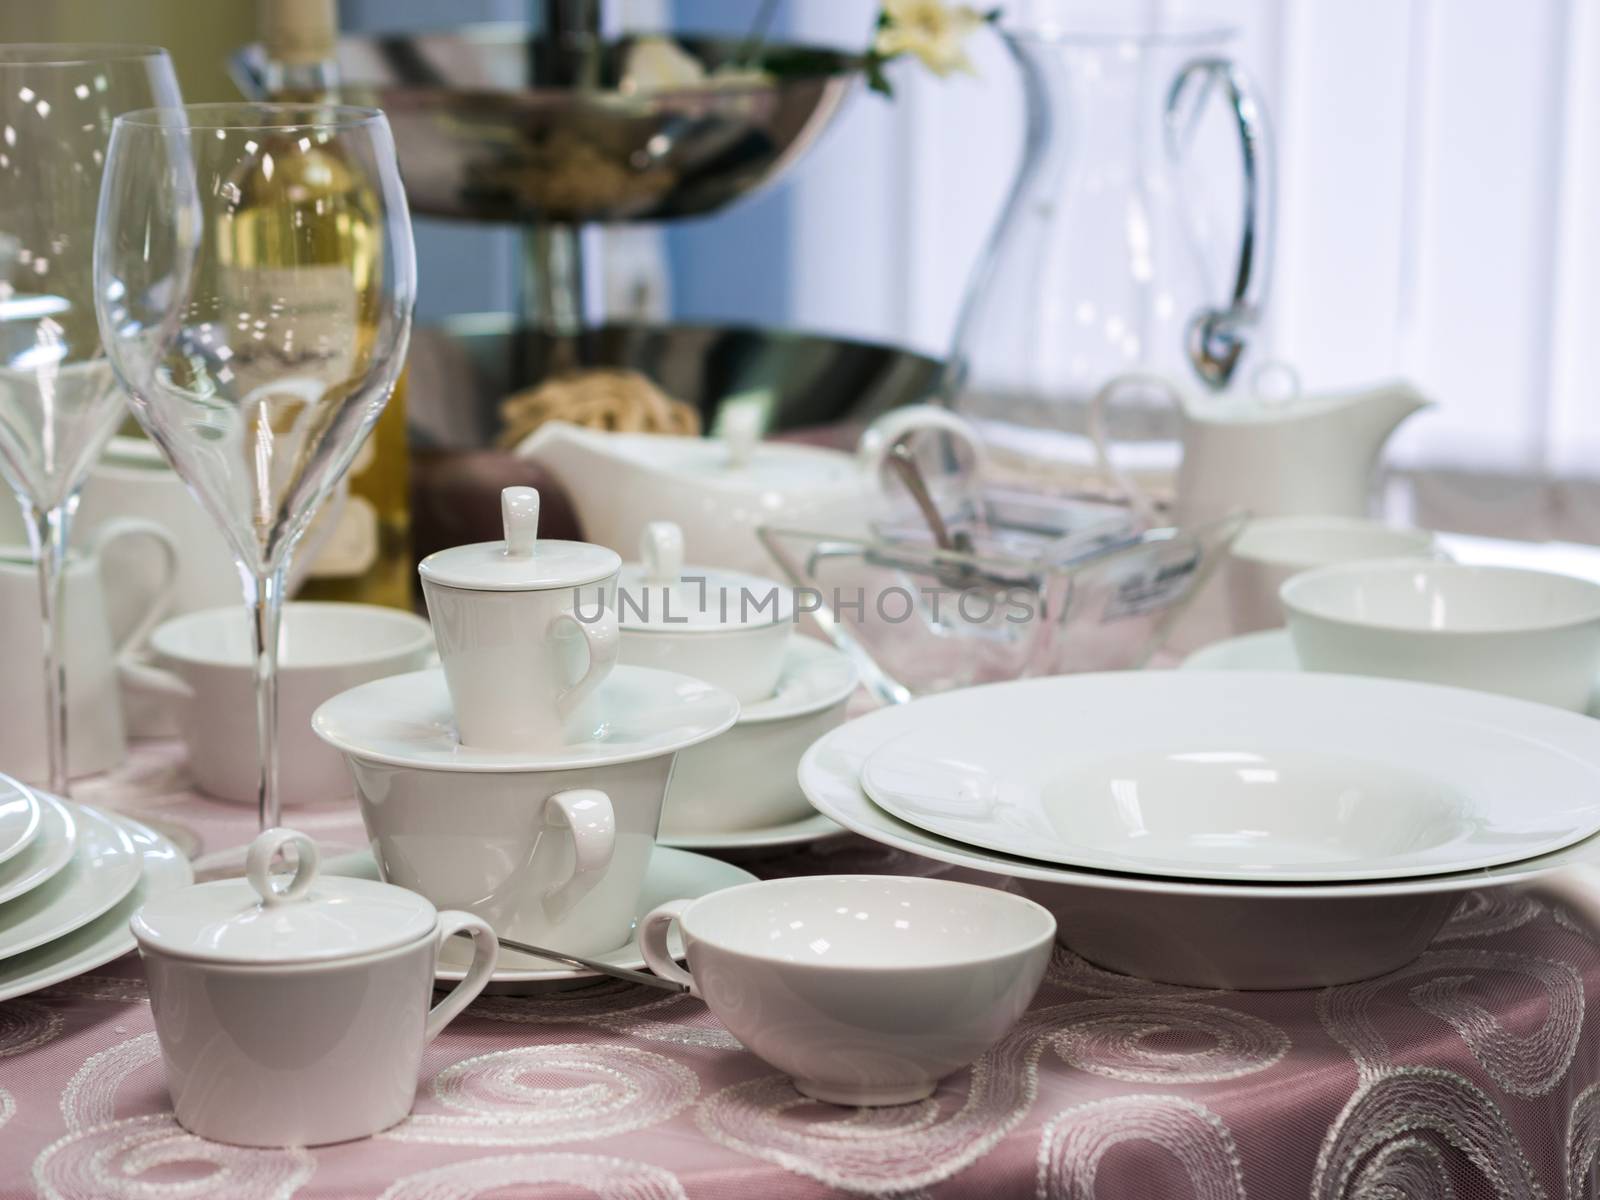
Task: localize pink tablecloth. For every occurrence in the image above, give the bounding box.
[4,740,1600,1198]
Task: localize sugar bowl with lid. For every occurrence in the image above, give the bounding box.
[419,486,621,752]
[131,828,498,1147]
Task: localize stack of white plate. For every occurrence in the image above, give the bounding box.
[799,670,1600,989]
[0,776,190,1002]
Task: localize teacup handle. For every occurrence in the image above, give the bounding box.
[549,605,619,720]
[542,788,614,918]
[426,911,498,1043]
[637,900,697,995]
[90,516,181,654]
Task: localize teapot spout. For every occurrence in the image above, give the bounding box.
[1341,380,1433,454]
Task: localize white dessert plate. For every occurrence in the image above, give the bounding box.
[741,636,859,723]
[799,688,1600,988]
[313,665,740,771]
[0,804,142,961]
[659,812,847,852]
[0,778,40,868]
[0,794,77,906]
[325,845,757,991]
[857,671,1600,883]
[0,814,191,1002]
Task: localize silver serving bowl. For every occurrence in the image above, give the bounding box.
[406,313,942,448]
[234,27,859,224]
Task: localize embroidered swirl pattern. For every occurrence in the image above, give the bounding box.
[0,1000,62,1057]
[389,1044,698,1146]
[1035,1094,1245,1200]
[1049,999,1289,1083]
[377,1152,687,1200]
[1568,1083,1600,1200]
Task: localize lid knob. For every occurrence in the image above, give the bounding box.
[502,487,541,559]
[721,403,762,469]
[246,827,320,908]
[641,521,685,583]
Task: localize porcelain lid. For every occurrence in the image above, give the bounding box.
[418,486,620,592]
[617,522,794,631]
[131,829,437,965]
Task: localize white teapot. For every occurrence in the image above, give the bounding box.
[1090,370,1432,526]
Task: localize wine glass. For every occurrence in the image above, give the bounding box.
[94,103,416,830]
[0,45,183,797]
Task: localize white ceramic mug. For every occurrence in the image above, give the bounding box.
[1226,516,1442,634]
[345,752,663,956]
[420,487,621,751]
[0,518,177,784]
[134,828,497,1148]
[119,603,435,804]
[639,875,1055,1107]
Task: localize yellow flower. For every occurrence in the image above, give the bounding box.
[874,0,987,77]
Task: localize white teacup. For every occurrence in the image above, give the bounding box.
[419,487,621,751]
[640,875,1055,1107]
[119,602,434,804]
[133,828,497,1147]
[1282,559,1600,711]
[1226,516,1440,634]
[0,518,177,784]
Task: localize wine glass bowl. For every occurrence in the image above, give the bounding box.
[0,44,183,794]
[95,102,416,827]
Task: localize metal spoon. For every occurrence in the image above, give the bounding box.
[491,934,689,994]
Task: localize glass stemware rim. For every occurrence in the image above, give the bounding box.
[114,102,387,132]
[0,43,172,66]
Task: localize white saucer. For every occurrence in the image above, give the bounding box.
[0,814,192,1003]
[0,794,77,906]
[324,844,757,992]
[855,672,1600,883]
[0,804,143,961]
[313,665,741,771]
[659,811,847,852]
[0,777,40,868]
[739,636,858,723]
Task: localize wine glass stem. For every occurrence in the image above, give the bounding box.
[23,500,75,798]
[245,565,288,831]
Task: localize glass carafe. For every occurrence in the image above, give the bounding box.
[945,19,1273,490]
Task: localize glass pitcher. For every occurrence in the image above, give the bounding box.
[944,17,1274,490]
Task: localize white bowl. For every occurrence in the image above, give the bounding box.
[1282,559,1600,711]
[1226,516,1439,633]
[639,875,1054,1106]
[119,603,435,804]
[663,637,857,835]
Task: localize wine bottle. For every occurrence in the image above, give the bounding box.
[256,0,415,610]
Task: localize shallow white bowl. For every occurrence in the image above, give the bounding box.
[799,672,1600,989]
[1226,516,1438,633]
[1282,559,1600,710]
[639,874,1053,1106]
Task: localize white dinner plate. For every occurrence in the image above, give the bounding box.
[856,671,1600,883]
[0,793,77,906]
[325,845,756,992]
[0,777,40,869]
[313,665,740,771]
[0,814,191,1002]
[0,803,142,961]
[799,691,1600,988]
[659,811,847,853]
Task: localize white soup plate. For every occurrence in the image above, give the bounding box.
[0,777,39,867]
[0,793,77,906]
[0,812,190,1003]
[859,671,1600,882]
[799,675,1600,989]
[0,803,142,960]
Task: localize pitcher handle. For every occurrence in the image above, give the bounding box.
[89,517,180,654]
[1166,57,1274,390]
[1086,372,1183,527]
